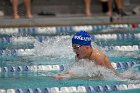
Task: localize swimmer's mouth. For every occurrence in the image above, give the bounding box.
[76,54,80,57]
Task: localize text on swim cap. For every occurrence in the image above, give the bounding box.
[73,36,91,41]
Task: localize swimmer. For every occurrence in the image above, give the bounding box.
[53,30,115,80]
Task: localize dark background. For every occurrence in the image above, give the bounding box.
[0,0,139,16]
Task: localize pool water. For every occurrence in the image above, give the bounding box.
[0,26,140,93]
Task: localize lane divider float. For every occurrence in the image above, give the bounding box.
[0,62,139,73]
[0,24,140,35]
[1,83,140,93]
[0,45,140,57]
[0,65,64,73]
[0,33,140,43]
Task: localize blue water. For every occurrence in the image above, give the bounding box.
[0,33,140,92]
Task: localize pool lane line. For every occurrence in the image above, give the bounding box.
[0,24,140,35]
[1,83,140,93]
[0,62,139,73]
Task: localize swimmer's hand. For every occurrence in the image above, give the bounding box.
[52,73,66,80]
[52,72,73,80]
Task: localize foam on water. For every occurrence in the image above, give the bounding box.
[65,59,119,80]
[62,59,140,83]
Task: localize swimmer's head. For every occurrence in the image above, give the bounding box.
[72,30,91,46]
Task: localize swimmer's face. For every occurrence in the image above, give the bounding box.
[72,44,89,59]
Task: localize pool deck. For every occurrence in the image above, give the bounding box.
[0,14,140,27]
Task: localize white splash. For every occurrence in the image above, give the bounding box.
[33,35,74,57]
[67,59,119,80]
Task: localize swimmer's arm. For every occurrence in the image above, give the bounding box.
[52,72,75,80]
[94,55,119,75]
[104,56,115,70]
[94,55,114,70]
[93,55,106,67]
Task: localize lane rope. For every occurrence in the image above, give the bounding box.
[1,83,140,93]
[0,62,139,73]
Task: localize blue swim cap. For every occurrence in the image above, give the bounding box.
[72,30,91,46]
